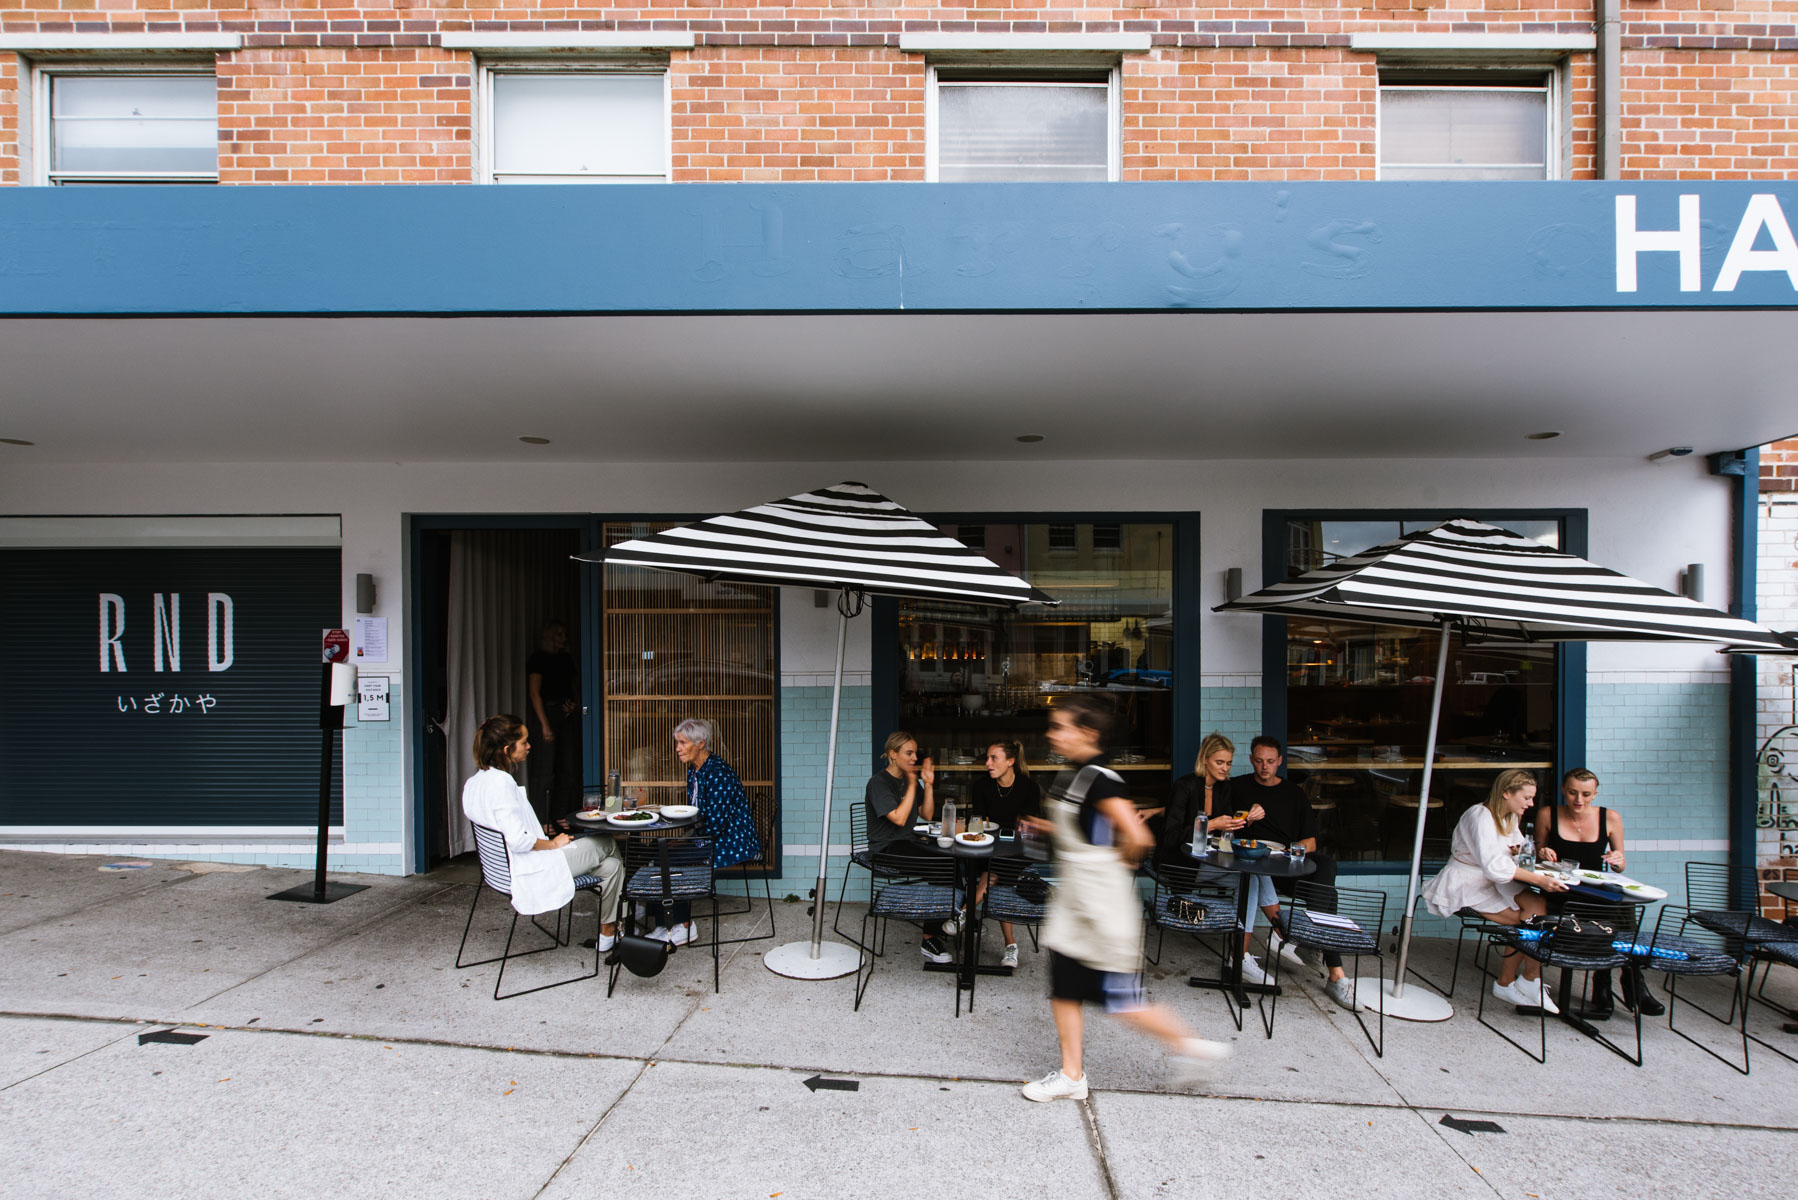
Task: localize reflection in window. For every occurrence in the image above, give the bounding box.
[601,523,775,868]
[897,523,1174,811]
[1283,517,1561,866]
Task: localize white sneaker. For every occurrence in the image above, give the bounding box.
[1021,1069,1088,1102]
[1493,979,1533,1008]
[645,926,673,943]
[1001,943,1021,969]
[1167,1037,1232,1087]
[1528,976,1560,1015]
[942,909,964,936]
[666,922,698,947]
[1325,976,1358,1011]
[1269,930,1307,971]
[1239,954,1270,986]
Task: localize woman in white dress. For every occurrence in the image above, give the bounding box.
[1421,768,1570,1011]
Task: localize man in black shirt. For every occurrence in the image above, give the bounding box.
[1238,737,1354,1010]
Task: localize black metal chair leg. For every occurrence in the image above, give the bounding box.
[1666,968,1753,1075]
[457,884,562,970]
[1476,938,1547,1063]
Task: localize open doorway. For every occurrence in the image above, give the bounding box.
[418,526,582,867]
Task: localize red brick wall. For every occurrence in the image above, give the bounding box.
[1124,48,1375,181]
[218,47,471,184]
[4,3,1798,185]
[671,47,924,182]
[1763,437,1798,494]
[0,54,18,186]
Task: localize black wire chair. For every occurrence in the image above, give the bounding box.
[1264,881,1387,1057]
[1647,897,1774,1075]
[711,804,778,948]
[832,801,906,955]
[458,821,604,1001]
[1751,937,1798,1039]
[852,850,964,1014]
[1673,861,1793,1036]
[1479,901,1642,1065]
[1141,862,1240,1025]
[612,834,718,996]
[1404,897,1503,999]
[980,856,1050,956]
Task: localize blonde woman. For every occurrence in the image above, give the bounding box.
[864,730,949,962]
[1421,768,1570,1011]
[1156,732,1238,865]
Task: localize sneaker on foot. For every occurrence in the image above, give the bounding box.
[942,909,964,936]
[1001,943,1021,969]
[666,922,697,947]
[1167,1037,1232,1087]
[1325,976,1358,1011]
[1529,977,1560,1015]
[1021,1069,1088,1102]
[645,926,673,943]
[919,936,952,964]
[1239,953,1270,986]
[1492,979,1533,1008]
[1269,930,1307,970]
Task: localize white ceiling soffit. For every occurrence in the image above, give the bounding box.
[0,310,1791,464]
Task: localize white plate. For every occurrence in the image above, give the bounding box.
[573,809,607,821]
[659,805,699,820]
[954,832,994,847]
[606,812,658,828]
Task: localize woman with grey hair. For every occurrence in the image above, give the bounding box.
[646,717,762,945]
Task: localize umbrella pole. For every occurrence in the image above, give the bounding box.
[1360,618,1454,1021]
[764,589,860,979]
[808,594,850,954]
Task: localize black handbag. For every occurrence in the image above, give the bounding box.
[1015,867,1052,904]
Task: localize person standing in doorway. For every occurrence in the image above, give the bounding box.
[1020,694,1230,1103]
[526,620,580,824]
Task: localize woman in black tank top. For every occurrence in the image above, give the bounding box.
[1531,769,1662,1017]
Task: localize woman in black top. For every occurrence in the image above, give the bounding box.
[1157,732,1240,866]
[1533,767,1660,1017]
[969,740,1042,968]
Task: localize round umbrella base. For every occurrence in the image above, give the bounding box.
[1359,980,1454,1022]
[763,940,860,980]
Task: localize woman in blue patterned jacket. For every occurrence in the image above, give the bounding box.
[645,717,763,945]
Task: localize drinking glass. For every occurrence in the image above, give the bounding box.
[1289,843,1308,865]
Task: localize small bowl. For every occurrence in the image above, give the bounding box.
[1231,840,1271,861]
[659,804,699,820]
[936,835,954,849]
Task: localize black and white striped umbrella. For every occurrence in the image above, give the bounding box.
[576,482,1053,980]
[1214,517,1796,1022]
[578,481,1055,608]
[1218,517,1796,650]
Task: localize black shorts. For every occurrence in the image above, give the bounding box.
[1048,950,1146,1014]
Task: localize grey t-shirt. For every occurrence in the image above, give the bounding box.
[865,771,921,852]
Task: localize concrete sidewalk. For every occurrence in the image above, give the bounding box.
[2,850,1794,1199]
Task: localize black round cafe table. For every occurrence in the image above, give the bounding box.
[1185,844,1316,1009]
[911,829,1024,992]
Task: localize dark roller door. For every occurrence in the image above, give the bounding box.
[0,547,342,827]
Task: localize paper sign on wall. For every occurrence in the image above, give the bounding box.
[357,675,390,722]
[354,616,388,663]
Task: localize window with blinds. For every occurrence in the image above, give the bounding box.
[931,68,1117,183]
[601,523,777,870]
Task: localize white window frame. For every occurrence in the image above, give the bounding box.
[925,63,1122,184]
[477,60,672,185]
[31,60,219,186]
[1374,67,1562,182]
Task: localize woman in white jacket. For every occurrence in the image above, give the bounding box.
[1421,768,1569,1011]
[462,714,622,949]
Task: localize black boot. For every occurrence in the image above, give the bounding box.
[1621,964,1665,1016]
[1580,970,1615,1021]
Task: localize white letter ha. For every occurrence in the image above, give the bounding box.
[1714,194,1798,292]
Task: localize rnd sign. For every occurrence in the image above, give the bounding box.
[1616,193,1798,293]
[97,592,235,673]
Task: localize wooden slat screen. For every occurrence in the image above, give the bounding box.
[602,523,777,870]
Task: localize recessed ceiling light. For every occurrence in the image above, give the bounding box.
[518,436,551,445]
[1015,434,1044,443]
[0,437,34,446]
[1526,431,1561,441]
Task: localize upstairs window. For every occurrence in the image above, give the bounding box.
[930,67,1118,183]
[1378,74,1553,181]
[485,69,668,184]
[42,71,217,185]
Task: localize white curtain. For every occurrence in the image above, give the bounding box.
[443,530,578,858]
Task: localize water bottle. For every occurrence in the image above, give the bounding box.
[608,768,621,801]
[941,799,957,838]
[1193,813,1209,857]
